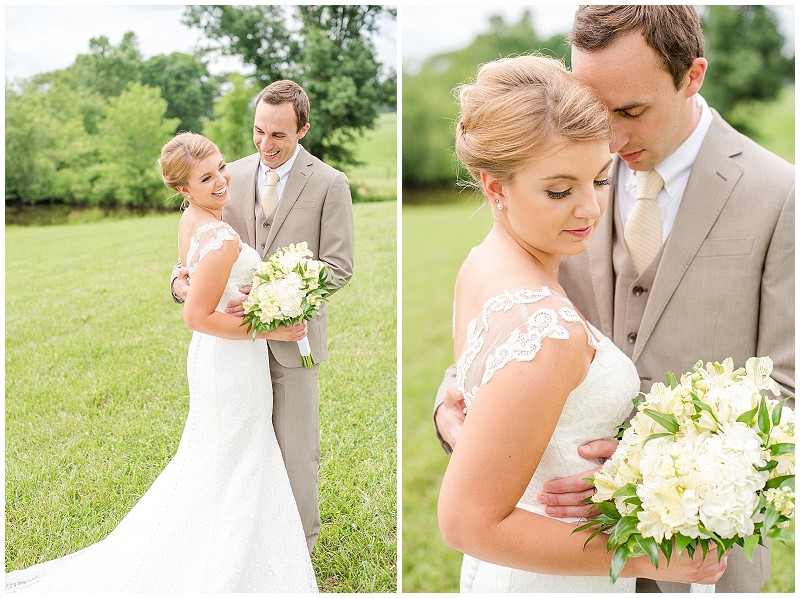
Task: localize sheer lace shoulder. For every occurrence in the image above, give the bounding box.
[456,286,598,409]
[185,221,241,277]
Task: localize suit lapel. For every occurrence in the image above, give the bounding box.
[633,113,744,361]
[225,153,260,248]
[266,146,312,249]
[586,162,616,336]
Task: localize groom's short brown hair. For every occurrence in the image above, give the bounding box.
[256,80,310,132]
[570,5,704,90]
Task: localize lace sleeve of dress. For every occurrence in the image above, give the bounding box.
[185,221,241,277]
[455,286,597,409]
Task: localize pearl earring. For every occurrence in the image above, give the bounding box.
[495,200,503,211]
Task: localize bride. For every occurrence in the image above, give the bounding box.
[6,133,318,592]
[438,55,728,592]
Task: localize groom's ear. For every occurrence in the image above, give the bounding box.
[480,171,506,203]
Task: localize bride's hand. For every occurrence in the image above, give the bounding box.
[536,438,619,518]
[262,321,308,342]
[628,545,728,585]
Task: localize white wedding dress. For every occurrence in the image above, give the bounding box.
[456,286,639,593]
[6,221,317,593]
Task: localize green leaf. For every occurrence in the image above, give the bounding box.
[643,409,680,434]
[597,501,621,520]
[762,504,780,535]
[611,483,638,499]
[610,545,630,584]
[691,394,719,423]
[758,396,771,434]
[743,534,759,561]
[757,460,778,472]
[675,533,693,555]
[772,398,787,426]
[636,536,660,568]
[660,538,672,565]
[736,405,759,426]
[608,516,639,546]
[764,475,794,490]
[665,371,679,389]
[768,442,795,456]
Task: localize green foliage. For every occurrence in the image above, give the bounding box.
[201,74,260,161]
[402,12,567,186]
[95,83,179,206]
[184,5,396,170]
[141,53,217,134]
[71,32,144,99]
[701,6,794,133]
[6,202,396,591]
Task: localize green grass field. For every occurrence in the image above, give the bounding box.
[347,111,397,200]
[401,200,795,593]
[5,201,397,592]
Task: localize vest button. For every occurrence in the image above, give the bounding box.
[263,222,268,228]
[632,286,646,296]
[260,243,266,249]
[627,332,637,343]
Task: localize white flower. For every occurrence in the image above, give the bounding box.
[764,486,795,518]
[745,356,781,396]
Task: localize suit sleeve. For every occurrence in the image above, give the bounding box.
[318,171,355,291]
[169,262,183,304]
[757,182,795,399]
[433,364,458,454]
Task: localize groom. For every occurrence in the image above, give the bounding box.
[173,79,355,552]
[434,5,794,593]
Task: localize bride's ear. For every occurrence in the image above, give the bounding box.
[480,171,506,207]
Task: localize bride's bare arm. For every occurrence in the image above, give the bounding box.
[183,239,306,342]
[437,332,727,584]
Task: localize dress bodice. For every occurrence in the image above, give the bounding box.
[185,221,261,312]
[455,286,640,514]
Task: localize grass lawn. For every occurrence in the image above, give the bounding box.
[347,111,397,200]
[5,201,397,592]
[401,200,794,593]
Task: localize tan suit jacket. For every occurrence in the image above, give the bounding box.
[223,146,355,367]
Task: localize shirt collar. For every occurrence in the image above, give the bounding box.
[259,143,302,181]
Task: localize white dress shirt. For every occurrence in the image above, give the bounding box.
[254,143,303,219]
[616,94,714,242]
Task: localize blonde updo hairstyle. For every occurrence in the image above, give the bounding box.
[455,54,611,192]
[158,132,221,204]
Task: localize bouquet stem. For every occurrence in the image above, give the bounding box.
[297,336,316,368]
[690,584,715,593]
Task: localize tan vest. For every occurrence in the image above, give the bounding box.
[254,179,278,257]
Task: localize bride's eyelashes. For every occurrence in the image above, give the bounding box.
[545,177,613,200]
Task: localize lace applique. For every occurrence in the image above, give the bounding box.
[456,287,598,408]
[185,221,241,277]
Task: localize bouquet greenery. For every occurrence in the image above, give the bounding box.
[576,357,794,588]
[241,242,336,367]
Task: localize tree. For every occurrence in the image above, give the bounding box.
[142,52,218,134]
[183,4,396,169]
[94,83,179,206]
[700,6,794,131]
[71,32,144,99]
[203,74,260,161]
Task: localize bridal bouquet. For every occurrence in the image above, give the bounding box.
[576,357,794,588]
[241,242,335,367]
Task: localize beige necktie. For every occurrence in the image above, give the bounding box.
[625,169,664,274]
[261,170,280,219]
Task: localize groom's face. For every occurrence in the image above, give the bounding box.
[253,101,311,169]
[571,32,701,172]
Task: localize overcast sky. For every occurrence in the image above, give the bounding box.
[3,4,795,82]
[4,3,398,82]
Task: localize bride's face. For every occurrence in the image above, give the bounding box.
[493,139,612,258]
[180,152,231,212]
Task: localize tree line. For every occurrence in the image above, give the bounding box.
[6,5,396,207]
[403,5,794,188]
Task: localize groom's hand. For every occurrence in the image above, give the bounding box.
[435,383,466,450]
[225,285,252,317]
[536,438,619,518]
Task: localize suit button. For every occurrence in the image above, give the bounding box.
[627,332,637,343]
[263,222,268,228]
[260,243,266,249]
[632,286,647,296]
